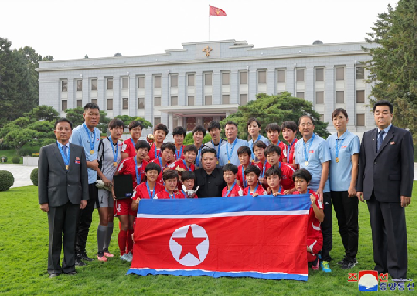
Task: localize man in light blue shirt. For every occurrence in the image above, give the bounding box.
[294,115,332,271]
[70,103,101,265]
[219,121,248,166]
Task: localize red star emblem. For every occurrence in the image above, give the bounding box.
[173,226,207,260]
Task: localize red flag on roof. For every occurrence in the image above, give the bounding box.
[209,5,227,16]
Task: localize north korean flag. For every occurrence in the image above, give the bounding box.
[127,194,310,281]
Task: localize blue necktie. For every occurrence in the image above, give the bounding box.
[377,131,385,152]
[63,145,67,157]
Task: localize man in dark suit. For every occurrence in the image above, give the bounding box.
[38,118,89,278]
[195,147,226,197]
[356,100,413,280]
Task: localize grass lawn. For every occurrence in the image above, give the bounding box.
[0,185,416,295]
[0,150,22,164]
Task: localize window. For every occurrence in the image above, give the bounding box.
[315,68,324,81]
[91,79,97,91]
[107,78,113,90]
[61,80,67,92]
[336,91,344,103]
[222,95,230,104]
[138,76,145,88]
[122,98,128,109]
[205,96,212,105]
[240,71,248,84]
[77,80,82,91]
[319,114,325,122]
[316,91,324,104]
[356,67,365,80]
[154,75,161,88]
[61,100,67,111]
[188,74,195,86]
[76,100,82,107]
[296,92,305,99]
[204,73,212,86]
[171,96,178,106]
[138,98,145,109]
[154,117,161,126]
[154,96,161,106]
[356,90,365,103]
[171,75,178,87]
[336,67,345,81]
[296,69,305,82]
[122,77,128,89]
[107,99,113,110]
[277,70,285,83]
[258,70,266,83]
[240,94,248,105]
[222,72,230,85]
[91,99,97,105]
[356,114,365,126]
[188,96,194,106]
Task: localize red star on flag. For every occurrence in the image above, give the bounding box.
[173,226,207,260]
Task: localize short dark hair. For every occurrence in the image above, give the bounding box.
[192,125,206,136]
[145,162,161,174]
[332,108,349,119]
[84,103,100,111]
[154,123,169,136]
[128,121,143,130]
[172,126,187,137]
[207,121,221,132]
[181,171,196,182]
[298,115,314,126]
[224,121,238,128]
[264,166,282,179]
[223,163,238,174]
[162,169,179,181]
[247,117,261,128]
[161,142,176,154]
[55,118,73,129]
[184,145,198,154]
[265,145,281,157]
[292,168,312,183]
[135,140,150,151]
[254,141,267,150]
[237,146,251,156]
[108,118,124,129]
[281,121,298,132]
[373,100,393,114]
[265,123,281,133]
[244,164,261,176]
[201,147,216,157]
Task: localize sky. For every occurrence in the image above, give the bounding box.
[1,0,398,61]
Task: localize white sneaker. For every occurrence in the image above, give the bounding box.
[125,253,133,262]
[120,254,129,261]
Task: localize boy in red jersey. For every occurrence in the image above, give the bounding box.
[121,121,143,160]
[265,123,287,163]
[131,163,164,212]
[172,126,187,160]
[253,141,267,183]
[281,121,298,168]
[264,145,295,194]
[180,171,198,198]
[173,145,197,173]
[154,170,185,199]
[151,142,176,185]
[148,123,169,162]
[243,165,267,196]
[292,169,325,271]
[222,163,244,197]
[265,166,285,196]
[236,146,252,188]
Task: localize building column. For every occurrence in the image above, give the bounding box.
[286,67,295,97]
[324,67,335,123]
[305,67,314,103]
[195,72,203,106]
[267,68,275,95]
[113,76,120,117]
[129,75,137,117]
[248,68,257,102]
[178,73,186,106]
[230,70,238,104]
[345,64,355,129]
[97,77,105,111]
[82,77,89,106]
[212,70,221,105]
[144,74,153,124]
[161,71,169,127]
[67,78,74,110]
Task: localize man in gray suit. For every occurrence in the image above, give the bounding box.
[356,100,413,280]
[38,118,89,278]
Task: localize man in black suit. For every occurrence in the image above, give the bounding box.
[356,100,413,280]
[195,147,226,197]
[38,118,89,278]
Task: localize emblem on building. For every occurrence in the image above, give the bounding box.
[203,46,213,57]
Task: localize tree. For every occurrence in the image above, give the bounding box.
[365,0,417,143]
[220,93,330,140]
[115,115,152,129]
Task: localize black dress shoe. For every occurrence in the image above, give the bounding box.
[79,252,94,262]
[64,271,77,275]
[75,258,86,266]
[49,273,60,279]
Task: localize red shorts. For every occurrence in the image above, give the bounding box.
[114,199,136,216]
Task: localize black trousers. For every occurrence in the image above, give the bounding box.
[321,192,332,262]
[75,183,98,255]
[331,191,359,261]
[47,202,80,275]
[367,195,407,279]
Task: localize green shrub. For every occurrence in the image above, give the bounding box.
[0,170,14,191]
[1,156,7,163]
[18,149,32,157]
[12,156,20,164]
[30,168,39,186]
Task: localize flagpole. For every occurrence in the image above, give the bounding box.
[209,4,210,41]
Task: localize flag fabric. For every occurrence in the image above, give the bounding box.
[209,5,227,16]
[127,194,310,281]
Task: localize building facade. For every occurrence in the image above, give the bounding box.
[38,39,377,134]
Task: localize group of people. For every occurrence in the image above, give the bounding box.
[38,100,413,281]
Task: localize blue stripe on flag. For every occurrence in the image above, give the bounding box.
[138,194,310,216]
[127,268,308,281]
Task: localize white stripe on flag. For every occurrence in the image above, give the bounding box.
[130,267,308,276]
[137,210,309,219]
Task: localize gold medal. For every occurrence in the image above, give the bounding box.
[336,157,339,163]
[305,161,309,166]
[90,150,94,155]
[113,162,118,167]
[66,165,69,170]
[217,161,219,165]
[228,160,231,164]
